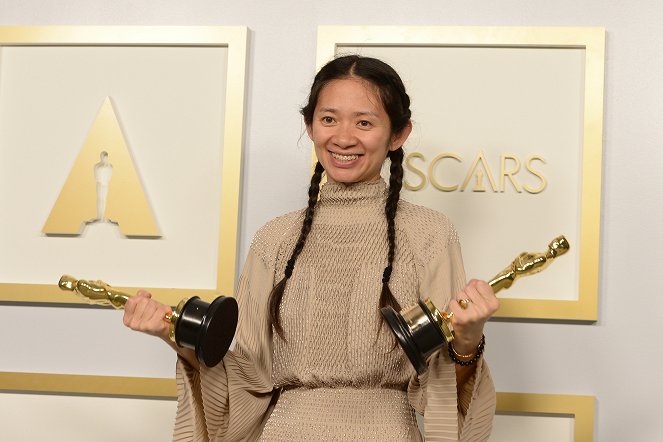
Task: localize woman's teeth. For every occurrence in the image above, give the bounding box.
[331,152,358,162]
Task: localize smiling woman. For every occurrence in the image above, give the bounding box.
[307,77,411,184]
[123,54,499,441]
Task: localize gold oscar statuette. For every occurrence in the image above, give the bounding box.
[381,235,570,374]
[58,275,238,367]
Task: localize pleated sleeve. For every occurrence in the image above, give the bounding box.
[172,246,278,442]
[406,221,496,441]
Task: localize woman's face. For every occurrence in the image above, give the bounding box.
[307,78,411,184]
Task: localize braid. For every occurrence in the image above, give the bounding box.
[379,147,405,316]
[269,162,325,339]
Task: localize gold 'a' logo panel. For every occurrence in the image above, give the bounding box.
[42,97,160,237]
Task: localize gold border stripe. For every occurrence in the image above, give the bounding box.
[497,392,595,441]
[218,26,249,297]
[0,372,176,398]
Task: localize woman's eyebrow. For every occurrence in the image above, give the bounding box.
[353,111,379,118]
[316,108,379,118]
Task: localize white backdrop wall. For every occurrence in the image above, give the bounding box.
[0,1,662,441]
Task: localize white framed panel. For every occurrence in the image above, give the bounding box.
[0,26,249,306]
[0,392,176,442]
[495,392,594,441]
[491,414,574,442]
[0,25,248,400]
[316,26,604,320]
[0,372,176,440]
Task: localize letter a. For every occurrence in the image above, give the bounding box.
[42,97,160,237]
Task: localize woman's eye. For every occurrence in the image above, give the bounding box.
[321,116,335,124]
[358,120,372,128]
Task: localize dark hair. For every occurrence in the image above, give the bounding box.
[269,55,411,339]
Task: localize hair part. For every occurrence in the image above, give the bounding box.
[301,55,411,135]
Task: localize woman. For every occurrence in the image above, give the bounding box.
[124,55,499,441]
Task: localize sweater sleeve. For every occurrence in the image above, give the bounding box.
[173,247,277,442]
[407,231,496,441]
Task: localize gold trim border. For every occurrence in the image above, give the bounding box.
[0,371,176,399]
[315,26,605,321]
[497,392,595,441]
[0,26,249,306]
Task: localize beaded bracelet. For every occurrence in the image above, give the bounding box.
[448,334,485,366]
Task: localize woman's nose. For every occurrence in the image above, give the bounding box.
[332,124,358,148]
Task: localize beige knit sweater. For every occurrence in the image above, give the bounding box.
[173,179,495,441]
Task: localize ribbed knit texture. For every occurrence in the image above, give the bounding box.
[173,179,495,441]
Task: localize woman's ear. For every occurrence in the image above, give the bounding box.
[389,121,413,151]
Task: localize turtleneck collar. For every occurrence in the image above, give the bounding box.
[318,179,387,208]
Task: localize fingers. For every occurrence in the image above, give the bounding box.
[468,279,500,314]
[136,289,152,299]
[123,290,171,339]
[123,290,151,323]
[448,279,500,344]
[455,280,499,316]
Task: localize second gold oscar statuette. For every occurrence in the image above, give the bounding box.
[380,235,570,374]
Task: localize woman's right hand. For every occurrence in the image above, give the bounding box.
[123,290,171,343]
[123,290,201,370]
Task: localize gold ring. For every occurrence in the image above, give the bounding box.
[164,312,173,322]
[459,298,471,310]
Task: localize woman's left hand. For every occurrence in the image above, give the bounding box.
[448,279,500,355]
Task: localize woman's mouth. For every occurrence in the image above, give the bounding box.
[331,152,359,162]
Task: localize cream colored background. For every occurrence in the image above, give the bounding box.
[492,414,574,442]
[0,1,662,441]
[0,393,176,441]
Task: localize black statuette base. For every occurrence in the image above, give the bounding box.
[380,300,447,375]
[175,296,239,368]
